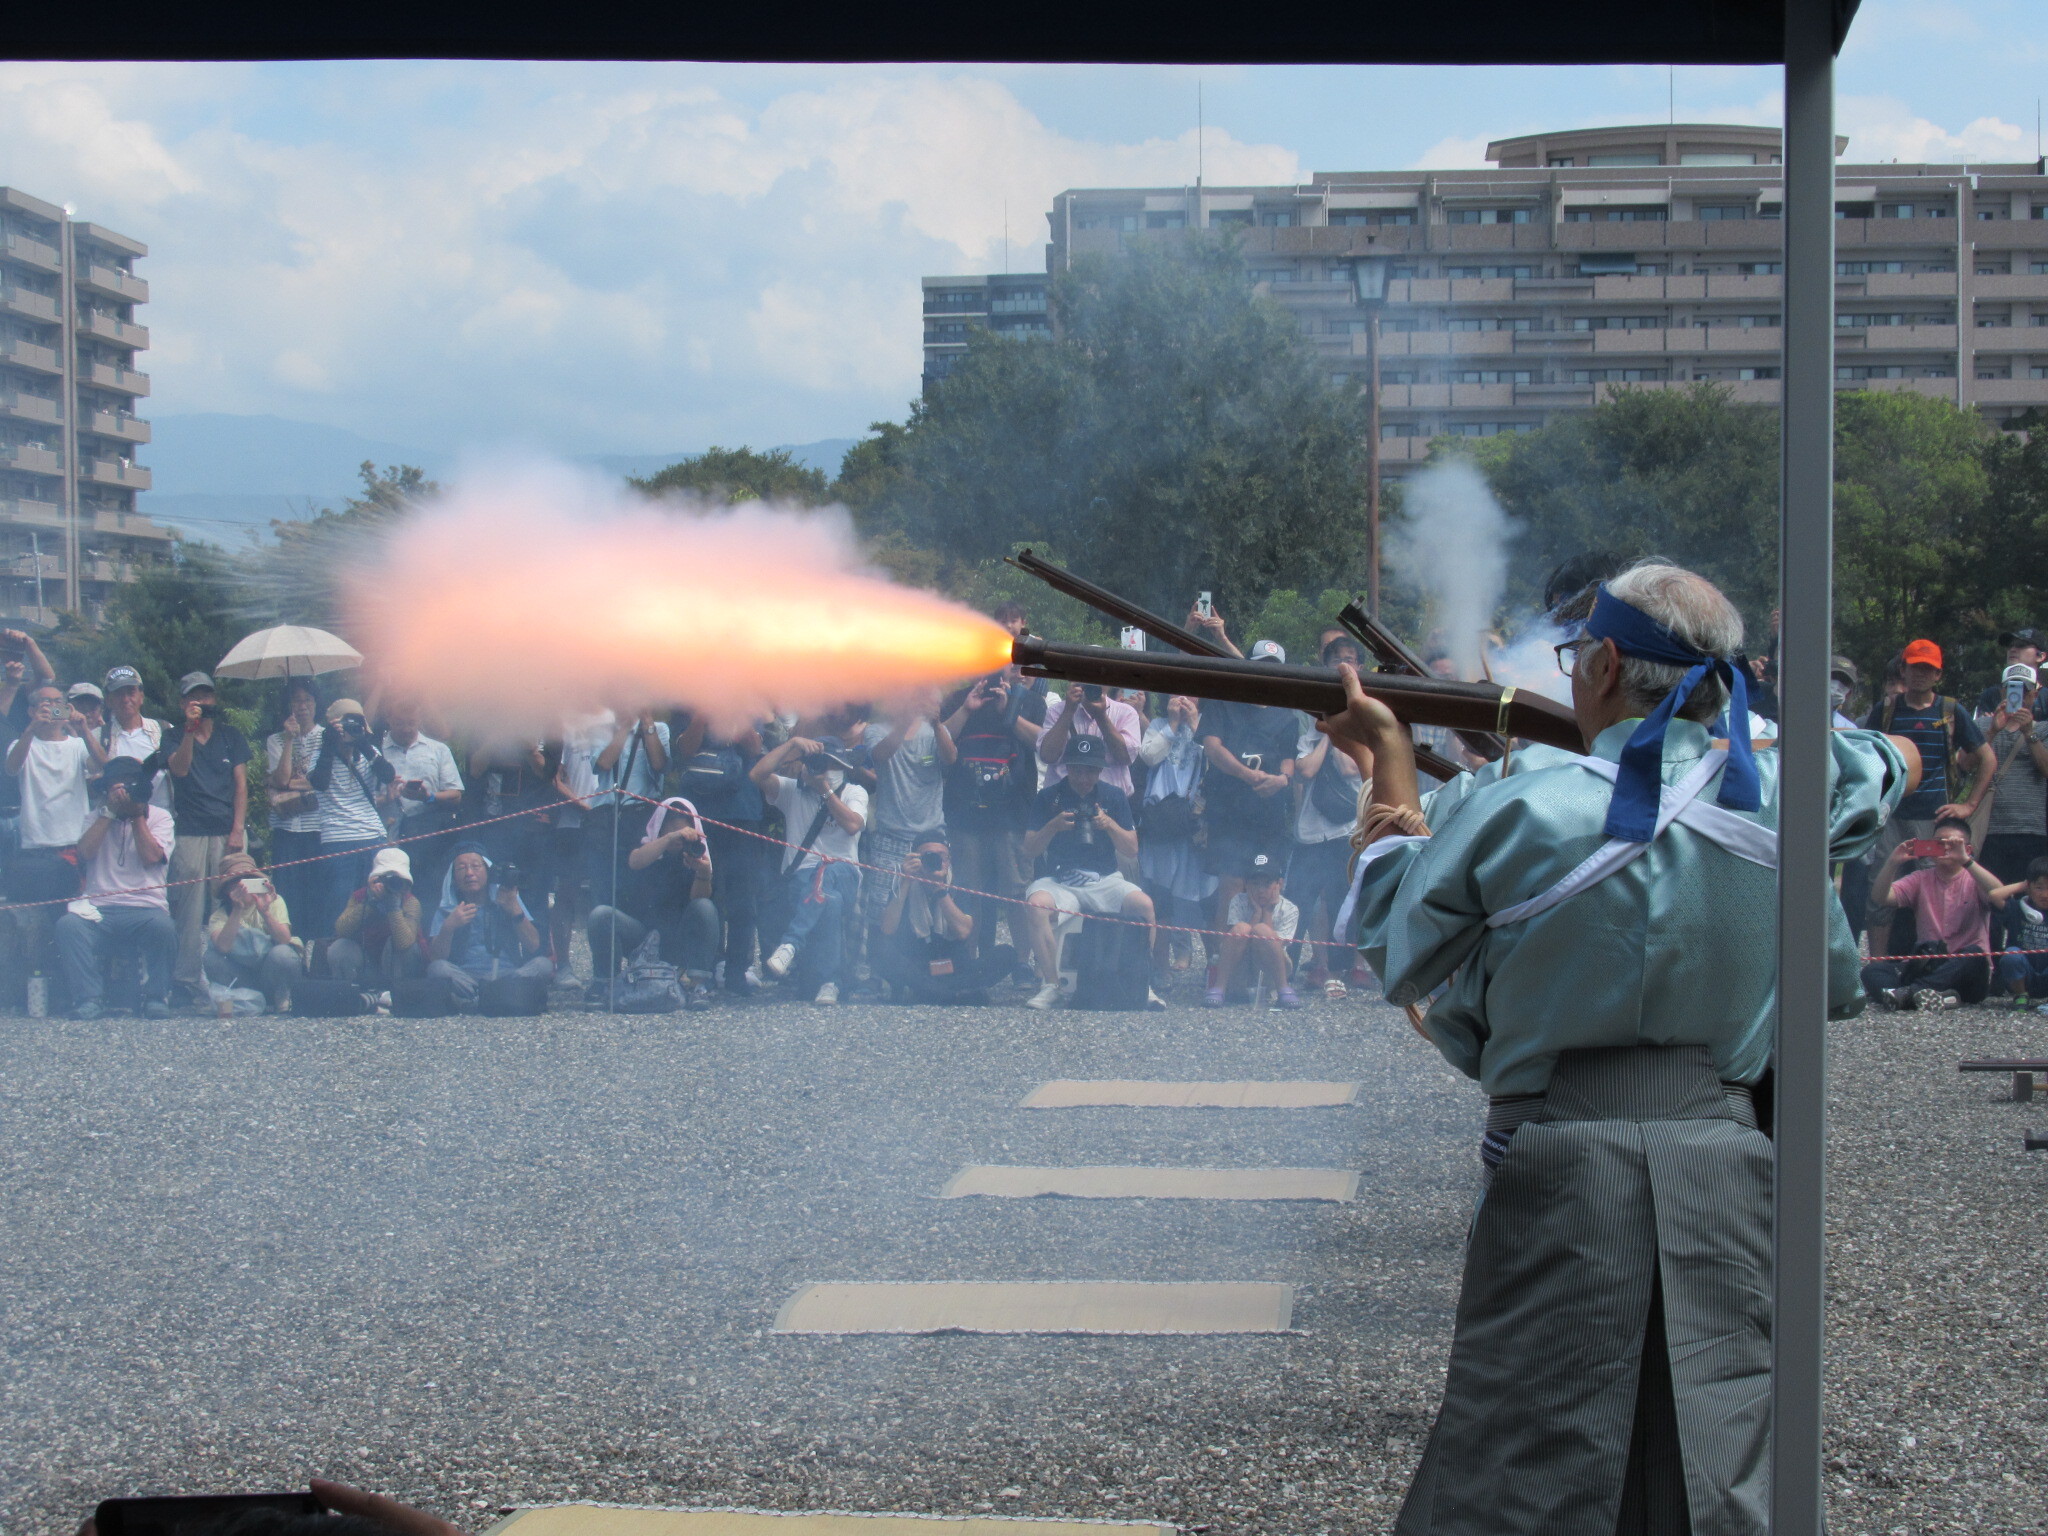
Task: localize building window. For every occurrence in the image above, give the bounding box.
[2032,366,2048,378]
[1445,317,1535,332]
[1444,265,1539,279]
[1330,209,1415,226]
[1696,205,1750,221]
[1258,210,1296,227]
[1565,207,1669,222]
[924,322,975,341]
[1384,371,1418,384]
[1389,266,1421,279]
[1444,421,1539,435]
[1836,365,1906,380]
[1978,368,2012,379]
[1682,152,1756,165]
[1329,319,1369,334]
[1577,255,1642,276]
[1835,202,1876,219]
[1573,369,1666,382]
[1076,213,1141,232]
[1208,210,1253,227]
[1145,212,1186,230]
[2032,262,2048,274]
[1837,313,1907,328]
[1978,208,2009,221]
[1571,315,1664,330]
[1547,155,1575,167]
[1978,263,2012,276]
[1736,367,1780,381]
[1247,267,1295,285]
[1880,204,1915,219]
[1381,423,1419,439]
[1445,207,1535,225]
[1588,153,1660,167]
[1447,370,1536,383]
[1382,319,1425,333]
[989,291,1047,314]
[1835,260,1906,275]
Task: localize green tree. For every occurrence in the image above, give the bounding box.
[253,462,443,633]
[632,445,830,505]
[851,234,1374,619]
[1238,587,1362,665]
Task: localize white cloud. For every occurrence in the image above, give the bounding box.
[1412,134,1494,170]
[1838,97,2028,162]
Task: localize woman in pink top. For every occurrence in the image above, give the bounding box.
[1860,815,2007,1009]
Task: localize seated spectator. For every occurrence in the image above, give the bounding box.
[1018,732,1159,1011]
[1860,817,2005,1009]
[204,852,304,1011]
[55,757,174,1020]
[329,846,428,987]
[1136,693,1214,983]
[1210,852,1303,1009]
[874,831,1014,1003]
[672,713,770,995]
[427,843,553,1005]
[750,732,868,1006]
[587,796,718,1009]
[1993,856,2048,1010]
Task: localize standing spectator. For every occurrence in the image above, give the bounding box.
[1208,852,1303,1009]
[940,670,1044,970]
[427,844,553,1006]
[1018,733,1158,1011]
[549,708,615,978]
[8,680,104,896]
[1199,640,1298,928]
[1290,719,1366,997]
[101,666,169,809]
[330,847,427,988]
[66,682,104,742]
[0,630,54,859]
[1316,626,1366,673]
[1037,683,1142,795]
[265,679,324,937]
[673,714,769,994]
[1860,818,2004,1008]
[55,757,174,1019]
[1136,694,1213,984]
[306,697,392,941]
[1828,655,1862,730]
[468,736,553,878]
[1973,627,2047,717]
[203,853,303,1011]
[586,796,718,1009]
[378,697,464,902]
[1973,677,2048,950]
[858,693,956,975]
[583,707,670,929]
[162,672,250,1000]
[874,831,1014,1003]
[992,602,1050,708]
[750,733,868,1005]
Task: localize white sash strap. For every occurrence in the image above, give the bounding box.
[1331,833,1428,950]
[1486,750,1777,929]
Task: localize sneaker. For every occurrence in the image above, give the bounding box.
[1146,988,1168,1011]
[735,965,763,995]
[1323,977,1348,1001]
[1204,987,1227,1008]
[140,999,170,1020]
[1881,986,1915,1011]
[1025,981,1063,1010]
[1274,986,1304,1011]
[764,943,796,980]
[685,985,714,1013]
[1912,987,1958,1011]
[814,981,839,1005]
[72,1001,105,1021]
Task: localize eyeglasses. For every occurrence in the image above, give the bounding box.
[1554,640,1587,676]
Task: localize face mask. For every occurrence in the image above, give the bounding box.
[1828,680,1850,711]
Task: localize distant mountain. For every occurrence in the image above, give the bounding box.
[139,415,863,539]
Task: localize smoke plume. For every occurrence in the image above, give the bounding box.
[345,460,1012,733]
[1385,457,1515,681]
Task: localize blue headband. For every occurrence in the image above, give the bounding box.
[1580,584,1760,841]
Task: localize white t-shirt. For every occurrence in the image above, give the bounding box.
[266,726,324,834]
[768,773,869,873]
[83,804,176,909]
[556,711,615,829]
[379,732,465,831]
[1226,890,1300,942]
[105,716,171,809]
[318,744,388,846]
[16,735,92,849]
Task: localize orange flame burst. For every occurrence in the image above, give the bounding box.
[345,464,1013,732]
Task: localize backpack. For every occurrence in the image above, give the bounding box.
[956,705,1025,816]
[1066,918,1152,1011]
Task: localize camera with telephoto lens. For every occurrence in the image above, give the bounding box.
[802,750,850,777]
[497,865,522,891]
[196,702,220,720]
[1075,797,1099,844]
[1080,684,1104,704]
[341,712,368,736]
[2005,663,2037,713]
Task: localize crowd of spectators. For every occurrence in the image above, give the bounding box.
[0,599,1386,1019]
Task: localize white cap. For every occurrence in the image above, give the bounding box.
[1249,638,1287,663]
[369,847,413,884]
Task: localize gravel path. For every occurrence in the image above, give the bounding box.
[0,988,2041,1535]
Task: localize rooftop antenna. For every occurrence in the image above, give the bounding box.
[1668,66,1675,126]
[1197,79,1204,189]
[1003,196,1010,274]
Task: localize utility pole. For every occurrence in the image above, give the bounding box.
[1367,304,1382,618]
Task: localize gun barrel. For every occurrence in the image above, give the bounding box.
[1006,549,1224,657]
[1013,636,1583,752]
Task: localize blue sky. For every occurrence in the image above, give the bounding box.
[1,0,2038,463]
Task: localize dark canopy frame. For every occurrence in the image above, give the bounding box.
[10,2,1862,1530]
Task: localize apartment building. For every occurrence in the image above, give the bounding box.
[920,272,1053,390]
[923,124,2048,474]
[0,186,169,624]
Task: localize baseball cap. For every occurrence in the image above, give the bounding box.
[1828,655,1859,687]
[369,846,414,884]
[177,670,215,696]
[1244,851,1284,880]
[66,682,102,703]
[1999,627,2043,650]
[1249,638,1287,663]
[1901,639,1942,669]
[1062,732,1107,767]
[103,665,142,692]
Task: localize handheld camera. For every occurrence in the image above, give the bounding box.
[2004,663,2037,714]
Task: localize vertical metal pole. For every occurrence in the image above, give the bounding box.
[1775,2,1835,1532]
[1367,305,1382,619]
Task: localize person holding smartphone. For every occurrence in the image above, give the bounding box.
[204,852,303,1012]
[1860,815,2005,1009]
[163,671,251,1000]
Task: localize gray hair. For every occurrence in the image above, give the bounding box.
[1598,560,1746,725]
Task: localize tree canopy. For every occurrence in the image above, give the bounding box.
[633,445,830,505]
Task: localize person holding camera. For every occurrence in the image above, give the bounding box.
[941,669,1044,972]
[1019,732,1158,1010]
[1035,679,1141,795]
[1971,666,2048,952]
[857,692,956,977]
[587,796,719,1008]
[330,846,428,988]
[54,756,174,1019]
[8,678,106,895]
[376,696,464,903]
[162,672,251,1000]
[875,831,1013,1003]
[750,732,869,1005]
[308,696,395,941]
[427,843,552,1006]
[1137,693,1214,983]
[265,678,324,934]
[1199,639,1299,933]
[204,852,303,1011]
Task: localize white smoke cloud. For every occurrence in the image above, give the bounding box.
[1384,458,1516,681]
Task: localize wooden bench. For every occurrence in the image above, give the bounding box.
[1959,1059,2048,1102]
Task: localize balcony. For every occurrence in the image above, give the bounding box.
[1,285,60,324]
[88,410,150,445]
[1444,279,1517,303]
[1704,274,1785,300]
[1964,327,2035,355]
[85,361,149,396]
[77,311,148,349]
[1,233,60,272]
[1970,273,2048,301]
[1601,377,1783,405]
[1833,324,1959,352]
[81,458,150,489]
[1967,377,2048,407]
[79,264,147,304]
[1377,435,1432,463]
[1849,376,1960,400]
[1862,272,1960,298]
[0,445,61,475]
[11,554,64,577]
[1447,330,1521,355]
[0,392,61,426]
[89,508,172,542]
[0,337,60,374]
[1696,325,1784,353]
[1516,380,1597,407]
[0,498,64,528]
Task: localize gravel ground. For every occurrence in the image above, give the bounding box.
[0,983,2041,1535]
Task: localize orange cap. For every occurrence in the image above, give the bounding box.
[1902,638,1943,668]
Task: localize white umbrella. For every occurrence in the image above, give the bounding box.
[215,624,363,681]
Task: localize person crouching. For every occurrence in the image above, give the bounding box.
[427,843,552,1007]
[874,831,1014,1003]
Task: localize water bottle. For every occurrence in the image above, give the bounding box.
[26,970,47,1019]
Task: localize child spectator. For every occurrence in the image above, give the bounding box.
[1993,856,2048,1011]
[1208,852,1302,1009]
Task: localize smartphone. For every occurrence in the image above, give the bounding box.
[95,1493,321,1536]
[1195,591,1213,620]
[1905,838,1946,859]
